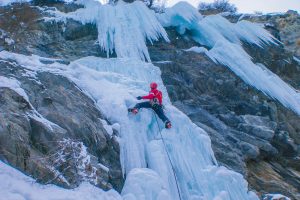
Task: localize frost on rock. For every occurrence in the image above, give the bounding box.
[158,2,300,116]
[0,74,65,132]
[49,139,105,186]
[0,51,258,200]
[0,76,29,101]
[45,0,169,61]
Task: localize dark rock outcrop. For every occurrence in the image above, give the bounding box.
[0,3,105,60]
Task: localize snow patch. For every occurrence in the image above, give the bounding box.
[4,38,14,45]
[0,161,122,200]
[153,60,172,64]
[0,75,29,101]
[185,46,208,54]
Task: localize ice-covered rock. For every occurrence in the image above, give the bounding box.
[0,76,29,101]
[157,2,300,116]
[45,0,169,61]
[0,55,123,191]
[0,50,259,199]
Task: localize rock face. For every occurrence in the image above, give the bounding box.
[0,3,123,192]
[0,60,123,191]
[148,28,300,199]
[0,3,103,60]
[0,2,299,199]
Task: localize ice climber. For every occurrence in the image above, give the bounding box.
[128,82,172,129]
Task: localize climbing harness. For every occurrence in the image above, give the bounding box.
[152,111,183,200]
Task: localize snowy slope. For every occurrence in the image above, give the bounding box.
[0,50,258,200]
[0,161,122,200]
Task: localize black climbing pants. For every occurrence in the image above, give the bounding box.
[134,102,170,123]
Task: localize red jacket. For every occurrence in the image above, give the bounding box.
[142,89,163,105]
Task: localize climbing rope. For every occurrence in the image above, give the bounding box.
[152,111,183,200]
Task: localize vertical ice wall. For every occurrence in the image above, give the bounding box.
[66,56,258,200]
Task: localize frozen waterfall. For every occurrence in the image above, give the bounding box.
[2,0,299,200]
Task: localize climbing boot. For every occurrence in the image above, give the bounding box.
[165,121,172,129]
[128,108,138,114]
